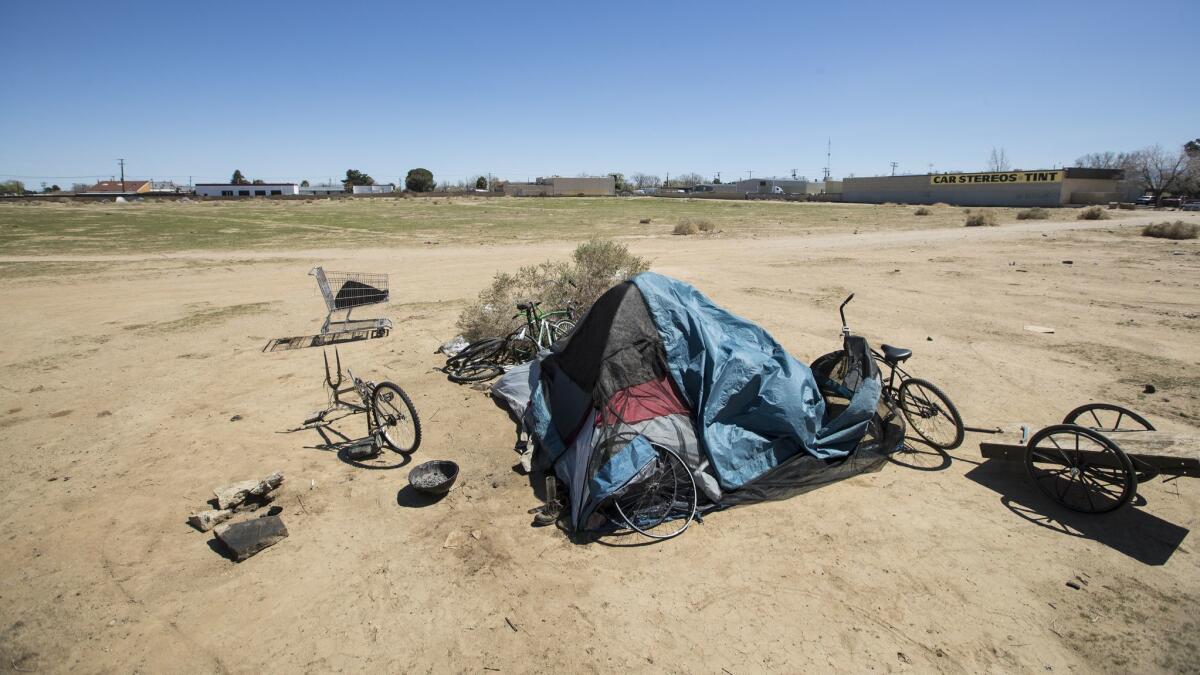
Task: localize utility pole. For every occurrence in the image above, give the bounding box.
[715,171,720,183]
[117,158,126,193]
[823,138,832,182]
[890,162,899,176]
[790,169,797,180]
[747,170,752,179]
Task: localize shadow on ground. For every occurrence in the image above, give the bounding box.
[964,459,1190,566]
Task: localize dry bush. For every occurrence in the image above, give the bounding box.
[1016,207,1050,220]
[914,207,933,216]
[456,239,650,341]
[639,218,651,224]
[673,218,714,235]
[882,202,897,206]
[1142,221,1198,240]
[1078,206,1108,220]
[964,211,999,227]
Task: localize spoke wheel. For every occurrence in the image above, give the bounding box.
[506,336,538,364]
[611,445,697,540]
[898,378,964,450]
[371,382,422,453]
[550,320,576,344]
[1062,403,1154,432]
[1062,404,1157,481]
[1024,424,1135,514]
[446,363,502,383]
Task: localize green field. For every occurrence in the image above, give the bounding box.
[0,196,1031,255]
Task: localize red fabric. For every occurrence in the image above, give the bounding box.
[596,374,690,426]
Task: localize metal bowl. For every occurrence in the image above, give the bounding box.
[408,460,459,495]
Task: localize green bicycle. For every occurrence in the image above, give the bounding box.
[443,300,576,383]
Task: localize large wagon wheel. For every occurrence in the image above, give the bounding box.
[1062,403,1158,481]
[1024,424,1136,514]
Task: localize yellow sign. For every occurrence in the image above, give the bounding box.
[930,171,1062,186]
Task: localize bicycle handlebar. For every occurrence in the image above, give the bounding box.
[839,293,854,334]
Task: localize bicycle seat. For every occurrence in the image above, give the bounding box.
[880,344,912,364]
[515,300,541,311]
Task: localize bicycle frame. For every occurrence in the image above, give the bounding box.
[514,305,574,350]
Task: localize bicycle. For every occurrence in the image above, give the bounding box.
[815,294,964,451]
[442,300,576,383]
[302,349,422,454]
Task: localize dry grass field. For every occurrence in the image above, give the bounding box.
[0,197,1198,673]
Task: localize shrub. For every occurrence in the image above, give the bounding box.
[1142,221,1198,240]
[964,211,999,227]
[456,239,650,341]
[672,218,714,235]
[914,207,933,216]
[1078,206,1108,220]
[1016,207,1050,220]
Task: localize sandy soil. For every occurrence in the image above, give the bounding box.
[1,211,1198,673]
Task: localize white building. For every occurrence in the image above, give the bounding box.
[352,183,397,194]
[300,185,346,196]
[194,183,298,197]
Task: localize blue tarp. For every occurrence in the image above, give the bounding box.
[632,272,877,490]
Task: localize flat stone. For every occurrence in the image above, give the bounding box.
[188,509,233,532]
[213,471,284,510]
[214,516,288,561]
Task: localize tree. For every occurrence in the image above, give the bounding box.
[1075,151,1135,170]
[231,170,249,185]
[252,179,265,185]
[405,168,435,192]
[46,184,61,193]
[1127,145,1192,205]
[609,173,630,191]
[300,179,310,188]
[713,176,722,184]
[475,176,488,190]
[342,169,375,189]
[674,172,705,187]
[629,173,660,189]
[987,147,1010,172]
[0,180,25,195]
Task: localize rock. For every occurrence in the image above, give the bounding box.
[1143,384,1156,394]
[213,471,284,510]
[926,336,933,341]
[639,218,651,224]
[188,509,233,532]
[229,414,243,422]
[231,491,276,513]
[1062,260,1073,265]
[215,516,288,561]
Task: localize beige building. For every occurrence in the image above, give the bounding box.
[503,176,616,197]
[840,168,1130,207]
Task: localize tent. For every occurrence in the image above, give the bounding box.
[496,272,902,533]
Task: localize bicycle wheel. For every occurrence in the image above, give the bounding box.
[446,362,503,383]
[1025,424,1135,513]
[611,445,697,540]
[550,320,575,343]
[897,377,964,450]
[446,338,504,369]
[371,382,422,453]
[506,335,538,364]
[1062,403,1154,432]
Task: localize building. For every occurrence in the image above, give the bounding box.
[502,176,616,197]
[352,184,397,195]
[82,180,151,196]
[300,184,347,196]
[194,183,299,197]
[840,168,1128,207]
[734,178,822,195]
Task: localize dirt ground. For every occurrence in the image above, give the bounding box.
[1,205,1198,673]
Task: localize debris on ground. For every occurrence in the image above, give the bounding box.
[188,509,233,533]
[1143,384,1156,394]
[215,516,289,561]
[436,335,469,358]
[1023,325,1055,334]
[213,471,284,510]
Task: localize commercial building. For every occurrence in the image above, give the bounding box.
[502,176,615,197]
[194,183,299,197]
[300,184,347,196]
[82,180,151,196]
[840,168,1130,207]
[352,183,397,194]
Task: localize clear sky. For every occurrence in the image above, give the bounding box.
[2,0,1196,187]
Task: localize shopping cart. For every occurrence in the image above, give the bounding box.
[309,266,393,342]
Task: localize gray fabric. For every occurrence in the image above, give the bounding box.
[491,361,537,422]
[597,413,721,502]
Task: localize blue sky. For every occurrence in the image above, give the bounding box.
[2,0,1196,186]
